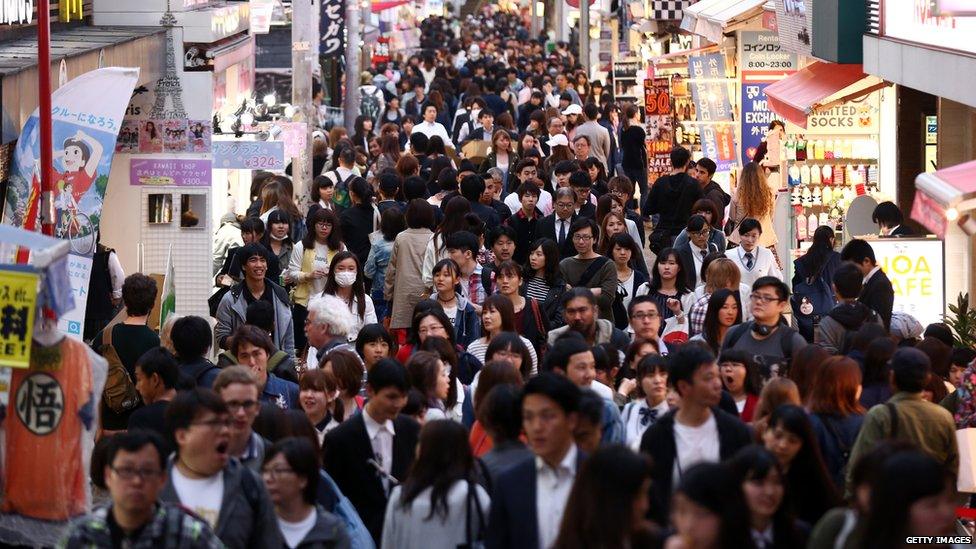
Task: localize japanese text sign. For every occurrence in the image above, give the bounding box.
[320,0,345,57]
[0,269,38,368]
[130,158,213,186]
[212,141,285,170]
[740,75,776,164]
[688,54,737,171]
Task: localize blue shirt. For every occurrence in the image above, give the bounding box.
[262,373,300,410]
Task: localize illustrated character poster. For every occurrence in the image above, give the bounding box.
[2,67,139,338]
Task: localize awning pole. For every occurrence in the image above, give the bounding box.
[38,1,53,237]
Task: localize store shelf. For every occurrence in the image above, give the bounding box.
[787,158,878,164]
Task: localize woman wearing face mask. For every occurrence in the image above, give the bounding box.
[762,404,840,525]
[321,251,376,341]
[727,445,808,548]
[260,209,294,284]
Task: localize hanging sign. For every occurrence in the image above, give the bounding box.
[320,0,345,57]
[130,158,213,187]
[0,269,38,369]
[688,53,736,171]
[213,141,285,170]
[644,77,674,182]
[871,238,946,328]
[738,31,797,72]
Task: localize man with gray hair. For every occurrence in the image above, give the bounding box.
[305,294,358,367]
[538,187,580,259]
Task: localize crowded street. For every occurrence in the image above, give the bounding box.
[0,0,974,547]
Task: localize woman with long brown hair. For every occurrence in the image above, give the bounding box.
[371,133,402,176]
[730,161,777,252]
[807,356,866,490]
[259,176,306,242]
[479,129,519,192]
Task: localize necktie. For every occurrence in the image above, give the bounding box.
[639,407,658,427]
[558,219,566,244]
[744,252,754,270]
[700,249,707,259]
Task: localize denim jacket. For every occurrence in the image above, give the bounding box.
[364,237,394,295]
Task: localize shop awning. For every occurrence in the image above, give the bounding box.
[764,62,888,128]
[913,161,976,239]
[0,26,165,144]
[680,0,767,44]
[372,0,410,11]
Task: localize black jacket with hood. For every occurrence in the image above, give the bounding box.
[646,172,704,239]
[814,301,881,355]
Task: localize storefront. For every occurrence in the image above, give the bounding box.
[96,0,255,318]
[861,0,976,302]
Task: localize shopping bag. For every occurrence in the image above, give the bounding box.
[956,428,976,492]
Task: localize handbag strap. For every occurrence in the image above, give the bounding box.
[886,402,899,439]
[576,256,610,288]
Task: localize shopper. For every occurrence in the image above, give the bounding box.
[229,326,300,410]
[729,162,777,255]
[287,208,345,351]
[161,388,281,547]
[129,348,180,439]
[386,199,437,334]
[806,356,866,490]
[791,226,842,342]
[664,462,753,547]
[640,344,752,525]
[646,146,703,254]
[814,262,883,355]
[721,277,806,379]
[727,445,809,548]
[620,354,670,450]
[840,238,894,330]
[381,421,490,549]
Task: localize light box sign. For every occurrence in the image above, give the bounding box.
[934,0,976,16]
[883,0,976,56]
[870,238,945,328]
[688,53,737,172]
[130,158,212,187]
[213,141,285,170]
[738,31,798,72]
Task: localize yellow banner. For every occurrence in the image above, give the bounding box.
[0,270,38,368]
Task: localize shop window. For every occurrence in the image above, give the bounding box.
[180,194,206,229]
[148,194,173,225]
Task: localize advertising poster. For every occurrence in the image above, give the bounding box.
[130,159,213,187]
[737,31,796,163]
[116,120,140,153]
[612,60,641,103]
[213,141,285,170]
[775,0,812,56]
[188,120,212,152]
[688,54,737,171]
[871,239,945,327]
[163,119,189,153]
[1,67,138,338]
[139,120,164,153]
[644,77,674,183]
[0,269,38,368]
[740,76,778,163]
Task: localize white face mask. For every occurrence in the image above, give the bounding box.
[335,271,357,287]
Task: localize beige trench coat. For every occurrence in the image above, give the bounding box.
[385,227,434,329]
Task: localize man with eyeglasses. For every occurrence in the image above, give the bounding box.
[161,388,282,547]
[627,296,670,355]
[213,365,269,472]
[230,325,300,410]
[538,187,579,259]
[721,277,807,378]
[674,215,720,289]
[61,430,223,548]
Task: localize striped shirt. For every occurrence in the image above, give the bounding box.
[524,276,551,303]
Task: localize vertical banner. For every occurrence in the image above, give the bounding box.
[320,0,346,58]
[2,67,139,339]
[737,31,797,164]
[644,77,674,183]
[688,54,736,172]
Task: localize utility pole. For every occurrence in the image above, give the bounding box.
[579,0,589,76]
[530,0,539,41]
[292,0,317,206]
[344,0,361,133]
[38,1,53,236]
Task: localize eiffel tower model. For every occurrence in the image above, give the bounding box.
[149,0,188,120]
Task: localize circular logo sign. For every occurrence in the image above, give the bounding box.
[15,372,64,436]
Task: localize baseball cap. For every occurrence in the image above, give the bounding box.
[561,104,583,116]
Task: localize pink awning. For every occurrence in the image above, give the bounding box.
[764,62,868,128]
[913,159,976,238]
[371,0,409,11]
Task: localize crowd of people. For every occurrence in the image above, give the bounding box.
[64,7,970,549]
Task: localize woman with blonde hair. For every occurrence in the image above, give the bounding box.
[730,162,777,251]
[688,256,753,336]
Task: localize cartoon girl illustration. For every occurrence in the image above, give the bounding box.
[54,130,104,203]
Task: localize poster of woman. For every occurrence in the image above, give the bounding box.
[163,119,188,152]
[139,120,163,152]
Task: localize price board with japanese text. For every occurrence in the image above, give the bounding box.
[0,269,38,368]
[212,141,285,170]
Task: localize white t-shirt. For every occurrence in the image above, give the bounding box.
[171,466,224,528]
[671,414,720,488]
[444,304,459,326]
[278,507,318,549]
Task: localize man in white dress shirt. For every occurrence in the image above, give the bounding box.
[410,104,452,145]
[486,373,583,549]
[727,218,783,288]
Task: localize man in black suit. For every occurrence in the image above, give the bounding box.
[569,170,597,219]
[460,174,502,230]
[841,239,895,330]
[321,359,420,544]
[872,201,915,237]
[674,215,720,288]
[486,373,584,549]
[639,344,751,527]
[537,187,580,259]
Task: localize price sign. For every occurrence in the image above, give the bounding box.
[212,141,285,170]
[0,269,38,369]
